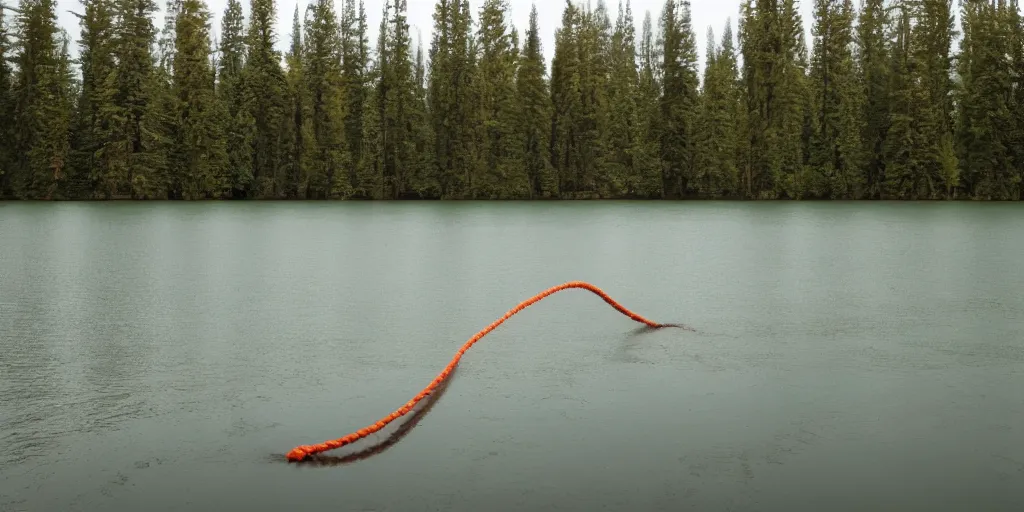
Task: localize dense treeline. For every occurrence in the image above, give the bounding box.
[1,0,1022,200]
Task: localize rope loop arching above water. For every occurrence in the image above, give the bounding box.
[286,281,675,462]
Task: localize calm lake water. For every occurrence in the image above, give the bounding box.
[1,201,1023,511]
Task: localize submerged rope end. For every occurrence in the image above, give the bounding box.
[286,446,312,462]
[655,322,696,331]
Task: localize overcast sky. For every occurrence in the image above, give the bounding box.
[49,0,816,73]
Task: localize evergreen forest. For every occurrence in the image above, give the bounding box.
[1,0,1023,200]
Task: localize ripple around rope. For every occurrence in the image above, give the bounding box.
[285,281,676,462]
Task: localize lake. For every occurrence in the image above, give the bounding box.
[1,201,1022,511]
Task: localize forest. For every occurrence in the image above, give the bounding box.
[0,0,1022,201]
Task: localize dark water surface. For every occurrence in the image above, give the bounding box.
[1,201,1022,511]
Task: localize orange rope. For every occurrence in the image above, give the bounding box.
[286,281,672,462]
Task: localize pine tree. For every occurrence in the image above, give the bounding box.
[916,0,957,198]
[808,0,863,198]
[880,0,955,199]
[695,26,716,193]
[739,0,808,198]
[604,1,638,197]
[304,0,351,198]
[217,0,254,197]
[68,0,115,198]
[858,0,889,199]
[10,0,75,199]
[385,0,417,199]
[145,62,177,198]
[244,0,287,198]
[516,3,556,198]
[695,21,741,197]
[1010,0,1024,199]
[405,35,436,197]
[464,32,487,197]
[427,0,476,198]
[361,0,421,199]
[577,1,613,197]
[98,0,166,198]
[0,6,18,196]
[35,31,74,199]
[476,0,528,198]
[216,0,244,79]
[357,38,383,198]
[282,6,306,198]
[882,1,925,198]
[550,0,583,197]
[632,10,662,197]
[172,0,229,199]
[797,29,814,183]
[658,0,699,198]
[955,0,1016,199]
[340,0,368,192]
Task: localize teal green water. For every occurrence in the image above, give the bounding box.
[1,201,1022,511]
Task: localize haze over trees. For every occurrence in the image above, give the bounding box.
[1,0,1022,200]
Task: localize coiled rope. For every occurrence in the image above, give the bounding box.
[286,281,675,462]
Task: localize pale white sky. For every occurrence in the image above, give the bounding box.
[52,0,816,73]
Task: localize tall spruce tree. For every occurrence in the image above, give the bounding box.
[304,0,350,199]
[356,28,383,196]
[385,0,418,199]
[578,1,613,197]
[172,0,228,199]
[361,0,420,199]
[550,0,582,196]
[955,0,1015,199]
[882,2,924,198]
[340,0,368,191]
[476,0,528,198]
[516,3,556,198]
[658,0,699,198]
[69,0,115,198]
[427,0,476,198]
[633,10,662,197]
[695,21,741,197]
[1010,0,1024,198]
[11,0,75,199]
[282,6,306,198]
[916,0,957,198]
[606,0,639,197]
[99,0,166,198]
[464,31,488,197]
[407,35,436,197]
[0,7,12,197]
[739,0,808,198]
[808,0,862,198]
[357,2,387,198]
[244,0,287,198]
[857,0,889,199]
[217,0,254,197]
